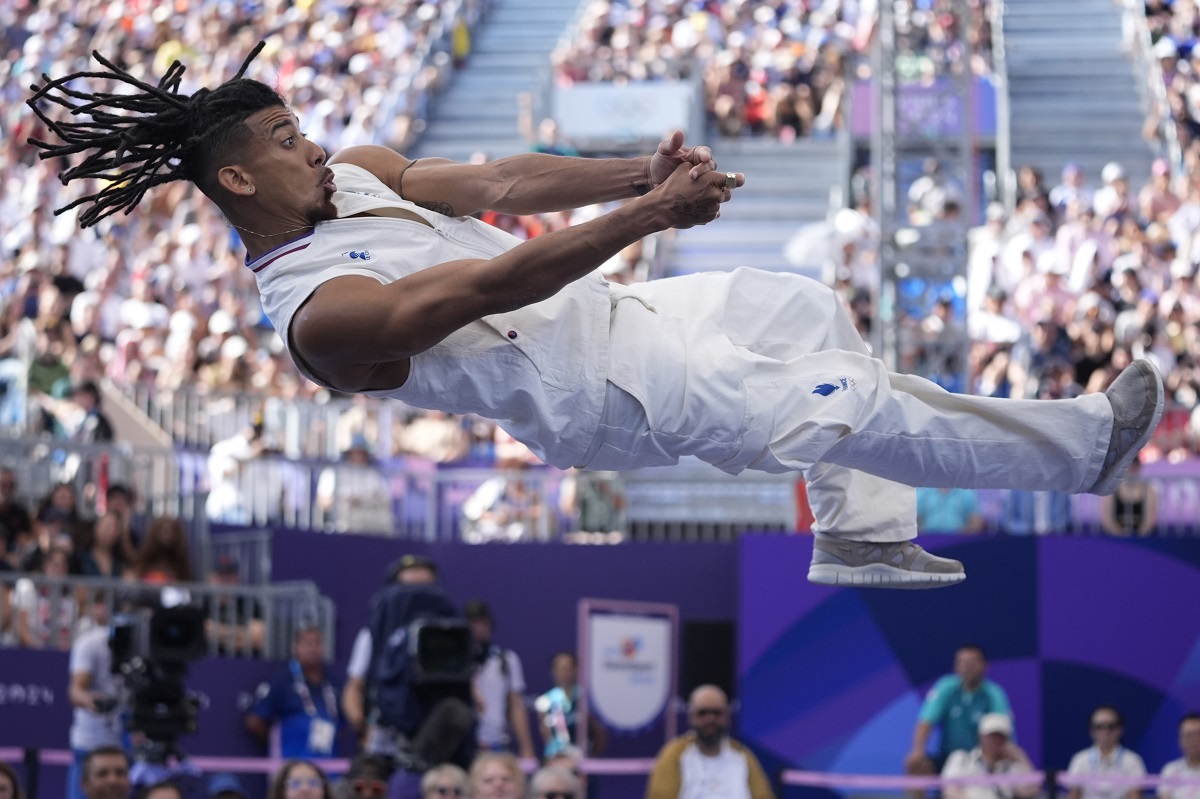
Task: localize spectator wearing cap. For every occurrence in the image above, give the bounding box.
[941,713,1037,799]
[465,600,536,761]
[1050,163,1094,216]
[208,773,248,799]
[203,554,264,656]
[342,555,439,745]
[1095,162,1133,220]
[246,624,342,759]
[316,434,395,536]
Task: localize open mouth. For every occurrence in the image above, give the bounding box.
[320,169,336,192]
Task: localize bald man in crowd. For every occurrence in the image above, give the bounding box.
[646,685,774,799]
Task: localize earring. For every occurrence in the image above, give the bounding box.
[248,187,255,194]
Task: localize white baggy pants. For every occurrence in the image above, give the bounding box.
[580,269,1113,543]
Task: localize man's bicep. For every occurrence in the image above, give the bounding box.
[292,261,492,374]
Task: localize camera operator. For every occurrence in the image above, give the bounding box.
[344,555,476,772]
[69,599,126,799]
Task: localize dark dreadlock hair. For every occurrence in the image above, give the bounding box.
[26,42,285,228]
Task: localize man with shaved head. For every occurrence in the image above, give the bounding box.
[646,685,774,799]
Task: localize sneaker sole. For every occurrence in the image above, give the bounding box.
[1091,360,1166,496]
[807,563,967,589]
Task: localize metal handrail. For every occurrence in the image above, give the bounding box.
[1123,0,1182,171]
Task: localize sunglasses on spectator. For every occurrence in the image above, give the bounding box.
[1091,722,1120,731]
[539,793,576,799]
[429,788,463,797]
[693,707,726,717]
[354,780,387,797]
[286,778,323,791]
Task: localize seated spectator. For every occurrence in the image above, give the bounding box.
[915,488,984,534]
[13,543,76,649]
[75,513,130,580]
[271,762,334,799]
[142,781,183,799]
[1100,457,1158,536]
[1001,490,1073,536]
[529,767,580,799]
[942,713,1038,799]
[204,555,264,656]
[1066,705,1145,799]
[1159,713,1200,799]
[133,517,194,585]
[0,467,33,568]
[340,755,391,799]
[468,754,524,799]
[79,746,131,799]
[0,762,24,799]
[316,435,395,536]
[208,774,249,799]
[420,765,469,799]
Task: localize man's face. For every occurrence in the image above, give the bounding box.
[470,617,493,645]
[82,753,130,799]
[980,731,1008,760]
[688,689,729,748]
[294,629,324,668]
[1180,718,1200,760]
[954,648,986,687]
[1090,709,1123,747]
[532,774,576,799]
[397,566,436,585]
[551,654,577,688]
[235,107,339,227]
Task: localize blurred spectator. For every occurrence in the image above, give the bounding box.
[133,517,194,584]
[1099,457,1159,535]
[316,435,395,535]
[0,467,33,568]
[13,544,76,649]
[1066,705,1145,799]
[915,488,984,533]
[536,651,607,759]
[558,470,626,536]
[270,762,333,799]
[0,762,25,799]
[340,755,391,799]
[247,625,341,758]
[75,513,130,580]
[468,753,524,799]
[104,484,144,563]
[79,746,131,799]
[1050,163,1094,216]
[1001,490,1073,536]
[941,713,1038,799]
[208,774,249,799]
[905,645,1011,783]
[529,767,580,799]
[420,764,469,799]
[68,600,124,799]
[518,93,580,157]
[206,421,268,524]
[1158,712,1200,799]
[204,555,264,656]
[465,600,536,760]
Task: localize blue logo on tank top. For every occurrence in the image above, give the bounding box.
[343,250,371,260]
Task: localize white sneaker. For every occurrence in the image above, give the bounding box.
[807,539,966,589]
[1090,358,1165,496]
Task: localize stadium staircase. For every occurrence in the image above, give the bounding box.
[1003,0,1157,185]
[411,0,845,279]
[408,0,581,162]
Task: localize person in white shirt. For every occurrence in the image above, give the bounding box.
[1067,705,1146,799]
[942,712,1039,799]
[1159,713,1200,799]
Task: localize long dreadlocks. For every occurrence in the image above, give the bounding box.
[26,42,285,228]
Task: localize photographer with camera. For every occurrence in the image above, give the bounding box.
[69,598,126,799]
[343,554,477,784]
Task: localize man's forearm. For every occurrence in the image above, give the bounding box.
[485,153,651,215]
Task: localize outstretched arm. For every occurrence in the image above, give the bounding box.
[329,131,740,217]
[292,161,737,393]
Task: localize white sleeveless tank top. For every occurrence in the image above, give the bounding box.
[251,162,612,468]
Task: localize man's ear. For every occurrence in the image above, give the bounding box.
[217,165,254,196]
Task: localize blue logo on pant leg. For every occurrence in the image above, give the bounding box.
[812,383,839,396]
